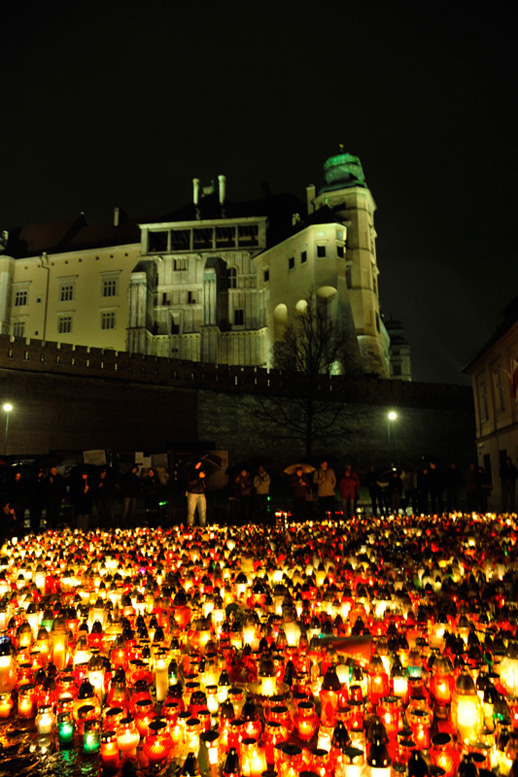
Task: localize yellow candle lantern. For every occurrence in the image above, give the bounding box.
[452,670,483,744]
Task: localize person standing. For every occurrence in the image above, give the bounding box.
[95,467,115,528]
[9,470,27,536]
[445,463,463,512]
[388,470,404,514]
[71,471,93,531]
[45,466,67,529]
[186,460,207,527]
[142,468,162,527]
[365,465,384,516]
[253,465,271,523]
[428,461,444,515]
[27,468,46,534]
[314,461,337,521]
[119,464,140,527]
[339,464,360,520]
[500,457,518,513]
[290,467,311,523]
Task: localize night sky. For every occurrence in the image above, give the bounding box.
[1,1,516,384]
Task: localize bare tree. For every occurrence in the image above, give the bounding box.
[256,291,363,458]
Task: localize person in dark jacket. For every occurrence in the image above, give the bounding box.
[416,468,429,515]
[388,470,404,514]
[142,468,161,527]
[95,467,116,528]
[27,468,46,534]
[445,463,463,512]
[71,471,93,531]
[45,466,67,529]
[428,461,444,514]
[365,466,384,516]
[290,467,312,523]
[9,470,27,535]
[120,464,140,527]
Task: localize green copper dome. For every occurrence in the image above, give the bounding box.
[320,151,367,192]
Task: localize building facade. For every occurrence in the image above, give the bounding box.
[0,152,407,379]
[464,298,518,508]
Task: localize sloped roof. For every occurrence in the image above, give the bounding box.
[6,215,141,258]
[463,297,518,372]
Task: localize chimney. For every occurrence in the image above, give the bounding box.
[306,184,316,214]
[193,178,200,206]
[218,175,226,205]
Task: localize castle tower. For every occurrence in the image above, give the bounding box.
[311,150,390,377]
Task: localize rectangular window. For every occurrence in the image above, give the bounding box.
[60,283,74,301]
[345,266,352,287]
[148,231,168,252]
[337,244,344,258]
[479,380,489,422]
[58,315,72,334]
[301,250,307,264]
[13,321,25,338]
[102,278,118,297]
[263,269,270,283]
[174,258,187,271]
[288,257,295,270]
[234,309,244,326]
[317,245,326,257]
[15,290,28,306]
[101,312,116,330]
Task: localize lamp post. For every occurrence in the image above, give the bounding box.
[3,404,13,456]
[387,410,397,465]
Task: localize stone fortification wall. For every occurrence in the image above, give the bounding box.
[0,335,474,464]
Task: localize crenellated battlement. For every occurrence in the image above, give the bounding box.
[0,334,472,411]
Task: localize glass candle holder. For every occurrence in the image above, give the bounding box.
[83,719,101,754]
[101,730,120,770]
[294,699,320,741]
[18,683,36,718]
[36,704,56,735]
[0,691,13,719]
[117,716,140,758]
[142,719,173,765]
[57,710,75,748]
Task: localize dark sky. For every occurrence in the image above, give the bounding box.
[1,1,516,384]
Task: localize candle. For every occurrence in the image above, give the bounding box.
[101,731,120,769]
[117,716,140,758]
[57,711,75,747]
[83,719,101,754]
[36,704,56,735]
[0,692,13,718]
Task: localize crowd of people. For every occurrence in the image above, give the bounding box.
[1,454,516,539]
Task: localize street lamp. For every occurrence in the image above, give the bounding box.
[3,403,13,456]
[387,410,398,465]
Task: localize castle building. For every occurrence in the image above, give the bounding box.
[0,151,407,379]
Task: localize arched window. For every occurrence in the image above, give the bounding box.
[228,267,237,289]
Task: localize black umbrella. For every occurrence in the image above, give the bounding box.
[178,452,223,481]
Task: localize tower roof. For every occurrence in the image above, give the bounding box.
[319,149,368,193]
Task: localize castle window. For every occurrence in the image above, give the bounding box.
[60,283,74,301]
[263,269,269,283]
[102,278,118,297]
[174,258,187,271]
[301,250,307,264]
[13,321,25,338]
[234,309,244,326]
[337,244,344,258]
[228,267,237,289]
[376,312,380,332]
[148,231,168,252]
[15,290,28,307]
[288,257,295,270]
[58,315,73,334]
[317,245,326,258]
[101,312,116,330]
[345,266,352,287]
